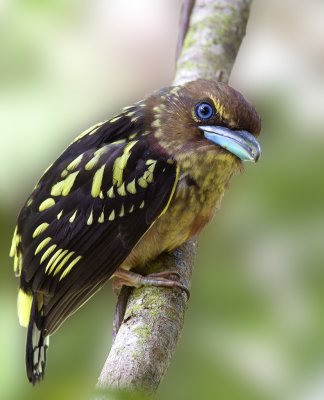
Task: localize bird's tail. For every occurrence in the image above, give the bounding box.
[26,295,49,384]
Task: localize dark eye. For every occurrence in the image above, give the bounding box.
[195,102,214,120]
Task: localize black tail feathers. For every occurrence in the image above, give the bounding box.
[26,296,49,385]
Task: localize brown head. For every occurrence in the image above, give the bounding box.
[147,79,261,163]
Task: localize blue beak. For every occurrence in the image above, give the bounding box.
[200,125,261,162]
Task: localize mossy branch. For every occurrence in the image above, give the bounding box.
[94,0,252,397]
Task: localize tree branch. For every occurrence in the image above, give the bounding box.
[95,0,252,397]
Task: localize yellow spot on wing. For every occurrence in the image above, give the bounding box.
[72,121,105,144]
[32,223,49,238]
[62,171,79,195]
[35,237,52,255]
[85,157,99,171]
[13,252,22,277]
[84,148,107,171]
[48,249,68,274]
[126,179,136,194]
[146,160,157,173]
[140,201,145,209]
[39,198,55,211]
[138,177,148,188]
[67,154,83,171]
[112,141,138,186]
[59,256,82,280]
[91,165,105,198]
[87,211,93,225]
[53,251,75,276]
[10,226,18,257]
[117,182,127,196]
[11,227,22,276]
[143,170,153,183]
[45,249,63,273]
[128,132,137,139]
[57,210,63,220]
[50,180,65,196]
[40,244,57,264]
[119,204,125,217]
[108,210,115,221]
[17,289,33,327]
[112,139,127,145]
[69,210,77,223]
[110,116,121,123]
[107,187,115,198]
[129,204,134,213]
[51,171,79,196]
[98,211,104,223]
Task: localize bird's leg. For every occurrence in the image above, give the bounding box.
[111,269,190,338]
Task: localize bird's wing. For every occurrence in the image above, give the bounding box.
[11,112,179,333]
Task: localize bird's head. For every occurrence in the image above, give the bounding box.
[148,79,261,163]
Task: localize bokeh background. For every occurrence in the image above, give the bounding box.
[1,0,324,399]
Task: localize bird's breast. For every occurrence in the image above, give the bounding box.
[122,151,239,271]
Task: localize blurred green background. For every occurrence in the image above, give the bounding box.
[2,0,324,399]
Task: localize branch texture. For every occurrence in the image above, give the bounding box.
[95,0,252,396]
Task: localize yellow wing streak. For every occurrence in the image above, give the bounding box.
[40,244,57,264]
[45,249,63,273]
[112,141,138,187]
[91,165,105,198]
[35,237,52,255]
[59,256,82,281]
[119,204,125,217]
[39,198,55,211]
[71,121,105,144]
[53,251,75,276]
[98,211,105,223]
[10,226,18,257]
[126,179,136,194]
[87,211,93,225]
[47,249,69,274]
[67,154,83,171]
[32,223,50,238]
[51,171,79,196]
[107,187,115,198]
[117,182,127,196]
[69,210,78,223]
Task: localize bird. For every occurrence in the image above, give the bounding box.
[10,79,261,384]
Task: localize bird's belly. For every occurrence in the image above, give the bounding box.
[121,180,225,272]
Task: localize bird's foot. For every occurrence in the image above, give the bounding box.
[112,268,190,298]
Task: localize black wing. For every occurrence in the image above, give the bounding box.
[12,109,179,334]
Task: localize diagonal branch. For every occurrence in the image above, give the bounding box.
[95,0,252,397]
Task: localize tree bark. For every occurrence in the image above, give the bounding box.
[94,0,252,397]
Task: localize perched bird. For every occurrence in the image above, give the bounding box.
[10,79,261,384]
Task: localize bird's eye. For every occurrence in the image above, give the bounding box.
[195,102,214,120]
